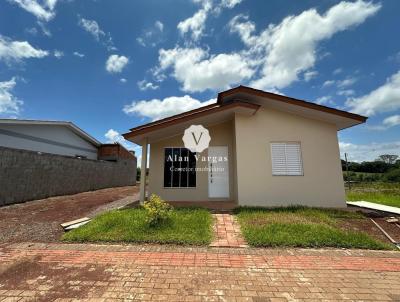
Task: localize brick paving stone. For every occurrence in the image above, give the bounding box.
[1,243,400,301]
[210,214,248,248]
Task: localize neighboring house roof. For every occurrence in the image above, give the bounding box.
[0,119,101,147]
[123,86,368,144]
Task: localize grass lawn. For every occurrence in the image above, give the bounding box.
[346,182,400,208]
[235,206,392,250]
[62,207,213,245]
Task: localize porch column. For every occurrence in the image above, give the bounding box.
[139,137,148,205]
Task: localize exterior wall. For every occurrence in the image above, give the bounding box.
[98,144,136,161]
[0,124,98,159]
[0,146,137,206]
[234,107,346,208]
[148,121,236,202]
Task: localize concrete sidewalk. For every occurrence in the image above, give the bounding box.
[1,243,400,301]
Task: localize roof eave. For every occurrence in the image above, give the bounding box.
[217,85,368,124]
[122,100,260,141]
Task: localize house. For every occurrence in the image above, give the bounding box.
[0,119,137,206]
[0,119,101,160]
[123,86,367,208]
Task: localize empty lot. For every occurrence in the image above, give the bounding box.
[0,186,139,243]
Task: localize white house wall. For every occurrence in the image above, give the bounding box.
[0,124,98,159]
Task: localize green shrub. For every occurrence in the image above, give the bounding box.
[143,194,172,226]
[385,169,400,182]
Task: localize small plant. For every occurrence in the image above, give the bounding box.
[143,194,173,226]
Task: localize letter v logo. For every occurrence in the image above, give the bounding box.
[182,125,211,153]
[191,132,203,145]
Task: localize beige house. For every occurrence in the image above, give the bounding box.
[123,86,366,208]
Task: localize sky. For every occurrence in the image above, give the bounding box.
[0,0,400,164]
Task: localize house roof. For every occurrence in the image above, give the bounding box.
[0,119,101,147]
[123,86,367,144]
[123,100,260,143]
[217,85,367,122]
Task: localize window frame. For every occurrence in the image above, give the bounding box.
[163,147,197,189]
[270,141,304,176]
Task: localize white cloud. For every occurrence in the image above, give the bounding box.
[228,14,256,45]
[177,0,241,42]
[53,50,63,59]
[137,20,164,47]
[8,0,58,22]
[78,18,115,51]
[304,70,318,82]
[337,77,357,88]
[366,114,400,131]
[333,68,343,75]
[137,80,159,91]
[388,51,400,63]
[79,18,104,40]
[120,78,127,83]
[339,141,400,162]
[123,95,216,121]
[104,129,134,150]
[25,27,39,35]
[0,35,48,63]
[105,55,129,74]
[229,1,380,91]
[322,80,335,87]
[337,89,354,96]
[220,0,242,9]
[73,51,84,58]
[315,95,334,105]
[155,20,164,31]
[157,47,254,92]
[0,77,23,116]
[346,70,400,115]
[383,115,400,128]
[177,2,211,41]
[37,20,51,36]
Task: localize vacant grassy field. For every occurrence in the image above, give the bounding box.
[346,182,400,208]
[63,208,213,245]
[235,207,392,250]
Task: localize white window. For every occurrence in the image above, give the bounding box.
[270,142,303,176]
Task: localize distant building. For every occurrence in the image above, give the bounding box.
[0,119,101,160]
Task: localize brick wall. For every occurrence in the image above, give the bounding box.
[0,146,137,206]
[98,144,135,161]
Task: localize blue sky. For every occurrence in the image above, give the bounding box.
[0,0,399,163]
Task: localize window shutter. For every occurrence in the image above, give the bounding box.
[271,143,303,176]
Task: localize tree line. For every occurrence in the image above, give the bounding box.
[342,154,400,182]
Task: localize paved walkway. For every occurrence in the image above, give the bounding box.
[210,214,247,248]
[1,243,400,301]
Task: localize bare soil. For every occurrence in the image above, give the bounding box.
[0,256,111,301]
[0,186,139,243]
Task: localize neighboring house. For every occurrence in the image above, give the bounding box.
[0,119,101,160]
[0,119,137,206]
[123,86,367,208]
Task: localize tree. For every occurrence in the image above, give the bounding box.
[376,154,399,165]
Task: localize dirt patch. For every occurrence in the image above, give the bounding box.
[0,255,111,301]
[374,217,400,242]
[337,214,400,246]
[337,218,391,243]
[0,186,139,243]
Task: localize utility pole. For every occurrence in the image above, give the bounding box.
[345,153,351,190]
